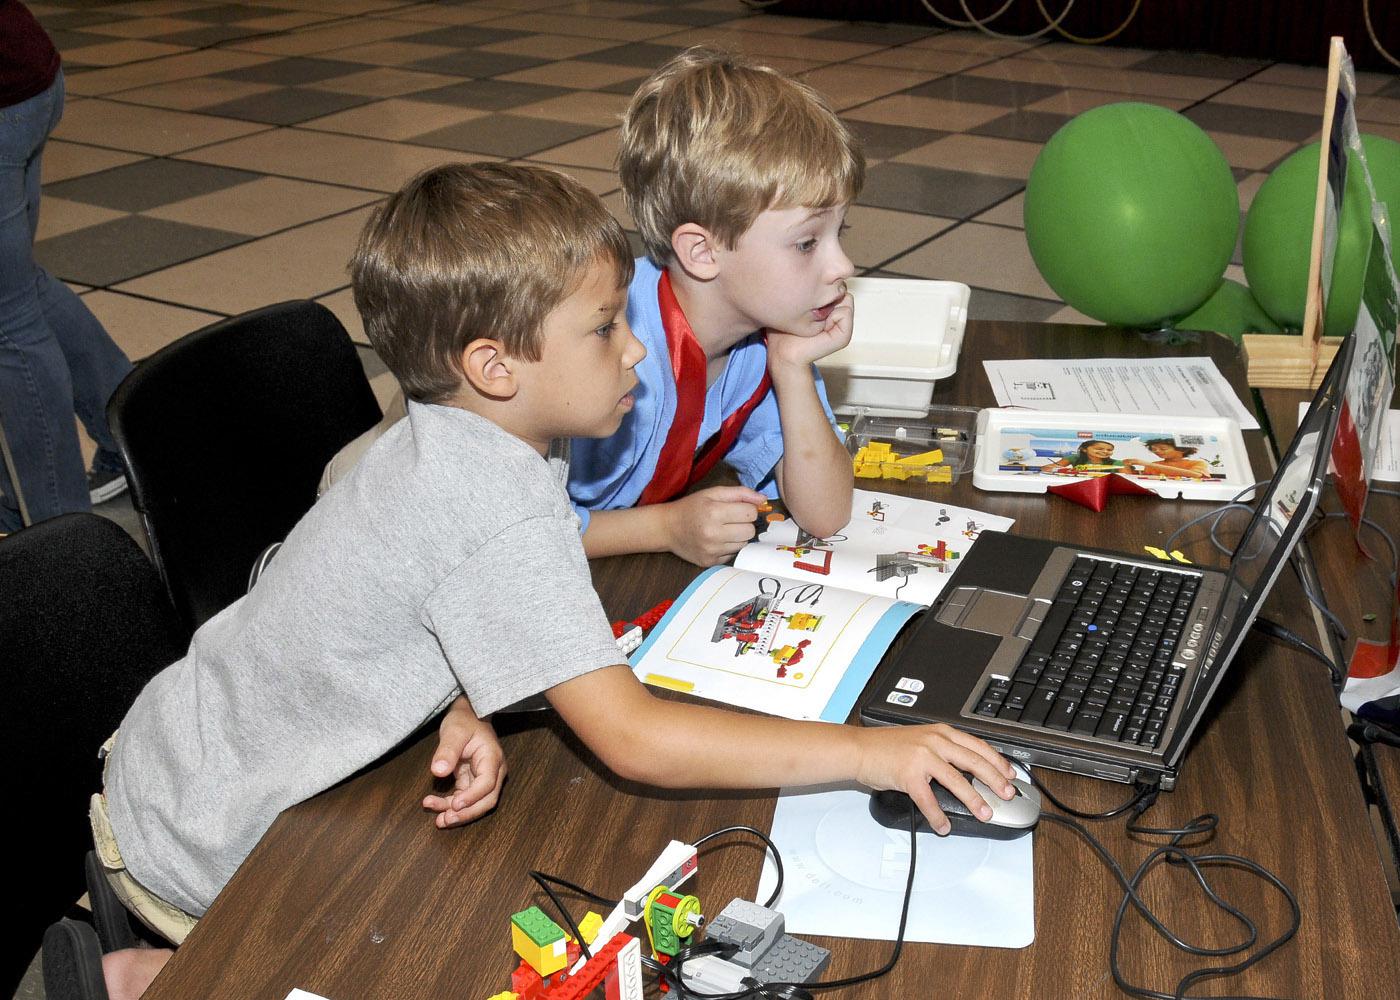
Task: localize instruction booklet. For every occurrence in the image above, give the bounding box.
[629,490,1013,721]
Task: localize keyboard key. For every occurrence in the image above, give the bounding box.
[1096,710,1128,739]
[1071,710,1102,736]
[1006,682,1035,711]
[976,700,1001,717]
[1046,696,1079,730]
[1021,687,1057,726]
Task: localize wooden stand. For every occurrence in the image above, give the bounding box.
[1244,37,1345,389]
[1242,333,1342,389]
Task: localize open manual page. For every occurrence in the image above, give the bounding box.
[630,489,1014,722]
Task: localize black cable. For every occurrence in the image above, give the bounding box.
[1025,769,1156,820]
[1349,719,1400,750]
[1036,783,1300,1000]
[1251,616,1345,693]
[694,824,786,909]
[527,870,603,962]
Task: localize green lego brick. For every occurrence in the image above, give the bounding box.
[511,906,564,947]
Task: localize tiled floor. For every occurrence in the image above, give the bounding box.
[14,3,1400,994]
[28,0,1400,446]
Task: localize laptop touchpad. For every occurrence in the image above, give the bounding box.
[938,588,1028,637]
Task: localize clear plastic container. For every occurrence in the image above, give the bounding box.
[841,405,980,485]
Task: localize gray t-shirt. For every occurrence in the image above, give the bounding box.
[105,402,622,916]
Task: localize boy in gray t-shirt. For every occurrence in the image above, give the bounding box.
[92,163,1016,1000]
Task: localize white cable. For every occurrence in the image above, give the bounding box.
[1364,0,1400,71]
[957,0,1077,42]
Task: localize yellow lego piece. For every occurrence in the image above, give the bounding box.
[511,908,568,977]
[852,441,895,478]
[577,911,604,945]
[1143,546,1171,562]
[1169,550,1193,565]
[925,466,953,483]
[787,612,821,631]
[485,993,519,1000]
[895,448,943,466]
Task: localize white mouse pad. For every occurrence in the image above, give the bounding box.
[756,780,1035,948]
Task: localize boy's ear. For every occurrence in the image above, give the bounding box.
[459,339,518,400]
[670,222,720,281]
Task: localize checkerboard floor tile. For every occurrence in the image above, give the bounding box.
[20,0,1400,377]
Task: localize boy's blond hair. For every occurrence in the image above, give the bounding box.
[352,162,634,404]
[620,47,864,265]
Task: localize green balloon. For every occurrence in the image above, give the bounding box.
[1175,278,1282,344]
[1025,102,1239,328]
[1242,141,1373,334]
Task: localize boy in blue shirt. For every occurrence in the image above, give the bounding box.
[569,47,861,567]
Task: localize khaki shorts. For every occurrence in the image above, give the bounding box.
[90,734,199,946]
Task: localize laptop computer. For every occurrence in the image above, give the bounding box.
[859,335,1356,790]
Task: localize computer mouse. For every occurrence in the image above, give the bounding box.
[868,773,1041,840]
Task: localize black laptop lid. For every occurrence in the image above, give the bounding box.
[1162,334,1356,765]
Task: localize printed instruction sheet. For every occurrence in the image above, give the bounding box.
[983,357,1259,430]
[1301,403,1400,482]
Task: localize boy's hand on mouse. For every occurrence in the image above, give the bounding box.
[765,287,854,370]
[854,723,1016,836]
[662,486,766,566]
[424,696,506,829]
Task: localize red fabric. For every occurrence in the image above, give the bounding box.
[1047,473,1156,513]
[0,2,60,109]
[637,271,771,505]
[1330,399,1369,546]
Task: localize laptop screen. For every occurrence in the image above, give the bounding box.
[1165,335,1356,763]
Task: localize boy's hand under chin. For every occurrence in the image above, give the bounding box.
[424,698,506,829]
[764,287,854,370]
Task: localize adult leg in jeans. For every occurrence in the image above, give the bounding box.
[0,70,132,532]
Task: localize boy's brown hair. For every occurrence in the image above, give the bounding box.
[620,47,865,265]
[352,162,634,404]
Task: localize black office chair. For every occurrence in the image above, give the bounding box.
[0,514,188,997]
[108,300,382,631]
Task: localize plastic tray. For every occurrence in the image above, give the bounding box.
[842,405,979,485]
[818,277,970,416]
[972,410,1255,502]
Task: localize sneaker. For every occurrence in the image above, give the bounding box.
[88,468,128,505]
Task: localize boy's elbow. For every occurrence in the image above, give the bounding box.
[802,507,850,539]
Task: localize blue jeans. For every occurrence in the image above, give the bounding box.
[0,71,132,532]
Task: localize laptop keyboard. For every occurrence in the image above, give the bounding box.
[974,557,1199,749]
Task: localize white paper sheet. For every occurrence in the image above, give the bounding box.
[736,489,1015,607]
[757,782,1034,948]
[983,357,1260,430]
[1301,402,1400,482]
[286,991,330,1000]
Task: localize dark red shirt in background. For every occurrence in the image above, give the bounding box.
[0,0,61,109]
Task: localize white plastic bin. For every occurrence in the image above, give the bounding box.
[817,277,970,416]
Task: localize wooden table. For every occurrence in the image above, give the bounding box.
[1257,381,1400,905]
[143,324,1400,999]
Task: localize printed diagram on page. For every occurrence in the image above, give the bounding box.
[710,576,826,679]
[736,490,1008,606]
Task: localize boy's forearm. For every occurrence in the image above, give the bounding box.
[550,667,862,788]
[581,505,672,558]
[769,361,853,538]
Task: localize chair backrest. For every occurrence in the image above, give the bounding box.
[0,514,188,995]
[108,301,382,631]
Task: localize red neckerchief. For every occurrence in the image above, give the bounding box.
[637,270,772,506]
